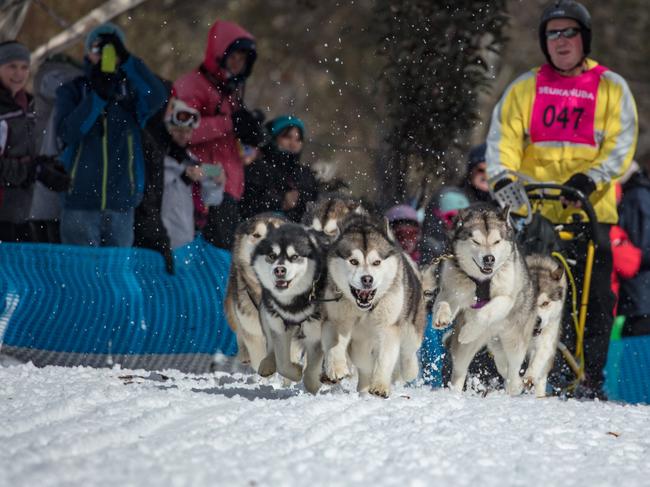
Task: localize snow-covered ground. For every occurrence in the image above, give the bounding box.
[2,362,650,487]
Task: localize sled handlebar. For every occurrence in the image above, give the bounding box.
[524,183,602,245]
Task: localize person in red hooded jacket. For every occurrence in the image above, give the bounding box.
[173,20,264,249]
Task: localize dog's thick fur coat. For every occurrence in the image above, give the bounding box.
[322,214,425,397]
[432,204,537,395]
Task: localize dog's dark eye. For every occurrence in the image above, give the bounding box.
[267,253,277,261]
[372,260,381,266]
[493,240,501,245]
[471,239,481,245]
[253,233,261,239]
[349,258,359,266]
[540,301,550,308]
[289,254,300,262]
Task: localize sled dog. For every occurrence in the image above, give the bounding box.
[322,214,425,397]
[524,254,567,397]
[432,204,537,395]
[251,223,326,394]
[303,195,365,240]
[224,214,287,371]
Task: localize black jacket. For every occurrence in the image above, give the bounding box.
[239,143,318,222]
[0,86,36,222]
[618,170,650,317]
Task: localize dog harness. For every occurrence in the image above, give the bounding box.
[469,278,491,309]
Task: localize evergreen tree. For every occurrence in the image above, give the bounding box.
[375,0,508,203]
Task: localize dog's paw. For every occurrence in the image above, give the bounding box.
[323,352,351,383]
[258,355,276,377]
[303,373,322,395]
[458,323,483,344]
[433,302,453,329]
[523,376,534,390]
[368,383,390,398]
[279,363,303,383]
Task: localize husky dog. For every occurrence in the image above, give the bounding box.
[524,254,567,397]
[322,214,425,397]
[224,214,287,371]
[251,223,326,394]
[303,195,364,239]
[432,204,537,395]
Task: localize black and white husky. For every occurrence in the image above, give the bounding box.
[252,223,326,394]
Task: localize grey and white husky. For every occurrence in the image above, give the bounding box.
[524,254,567,397]
[224,214,288,371]
[322,214,425,397]
[432,204,537,395]
[251,223,327,394]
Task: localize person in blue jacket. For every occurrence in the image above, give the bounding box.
[55,23,167,247]
[618,154,650,336]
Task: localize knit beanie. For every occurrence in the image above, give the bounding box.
[0,41,30,67]
[467,143,487,173]
[84,22,126,53]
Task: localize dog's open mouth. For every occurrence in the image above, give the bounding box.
[275,279,292,289]
[474,260,494,275]
[350,286,377,309]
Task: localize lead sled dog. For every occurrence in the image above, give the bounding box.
[322,214,425,397]
[251,223,327,394]
[432,204,537,395]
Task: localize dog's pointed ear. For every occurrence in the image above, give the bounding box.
[311,217,323,232]
[453,207,470,228]
[551,263,565,281]
[499,204,511,222]
[383,216,396,244]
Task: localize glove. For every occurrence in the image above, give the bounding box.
[232,108,265,146]
[34,157,71,192]
[493,177,514,192]
[97,33,130,62]
[561,173,596,202]
[90,65,118,100]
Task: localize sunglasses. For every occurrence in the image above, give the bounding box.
[545,27,581,41]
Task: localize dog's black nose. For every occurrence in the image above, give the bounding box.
[274,266,287,278]
[361,275,374,288]
[483,254,495,266]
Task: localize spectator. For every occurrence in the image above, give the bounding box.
[55,23,167,247]
[0,41,69,242]
[136,95,214,272]
[618,155,650,336]
[610,182,641,316]
[385,204,422,263]
[486,0,638,399]
[239,115,317,222]
[461,143,490,203]
[173,19,264,249]
[419,187,470,265]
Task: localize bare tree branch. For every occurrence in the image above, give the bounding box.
[31,0,147,68]
[0,0,32,41]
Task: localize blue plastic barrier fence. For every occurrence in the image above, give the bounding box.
[604,334,650,404]
[419,312,445,387]
[0,237,236,373]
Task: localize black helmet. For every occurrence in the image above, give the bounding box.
[539,0,591,66]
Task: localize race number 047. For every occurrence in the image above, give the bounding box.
[542,105,584,130]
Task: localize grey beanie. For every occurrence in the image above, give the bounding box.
[0,41,30,67]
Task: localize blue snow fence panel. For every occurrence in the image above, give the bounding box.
[0,237,237,373]
[419,312,445,387]
[604,335,650,405]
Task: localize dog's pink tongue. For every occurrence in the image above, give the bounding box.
[359,290,371,299]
